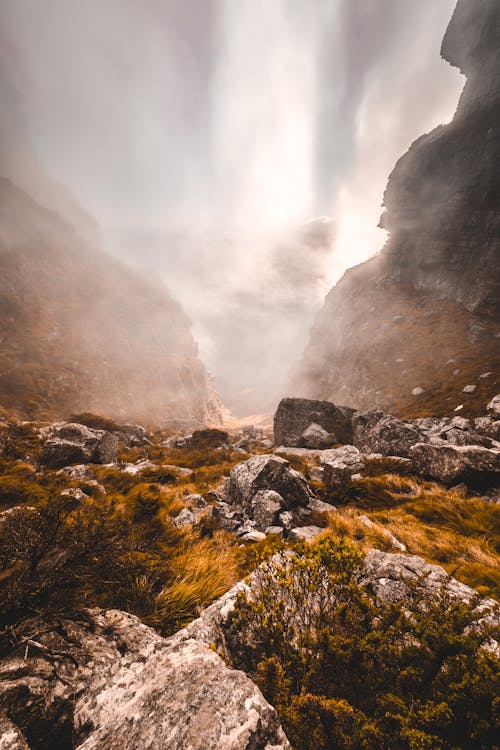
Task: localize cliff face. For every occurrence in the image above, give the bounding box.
[294,0,500,418]
[0,178,224,425]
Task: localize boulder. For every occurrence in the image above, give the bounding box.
[250,490,284,531]
[228,454,314,512]
[487,394,500,416]
[57,464,95,481]
[410,442,500,485]
[40,422,119,468]
[474,417,500,442]
[320,445,364,489]
[352,408,422,458]
[273,397,355,447]
[300,422,337,449]
[239,530,267,544]
[0,715,30,749]
[0,609,290,750]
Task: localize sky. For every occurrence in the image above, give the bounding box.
[0,0,464,414]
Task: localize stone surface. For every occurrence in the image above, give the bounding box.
[0,610,290,750]
[320,445,364,488]
[410,442,500,484]
[273,398,354,447]
[300,422,337,449]
[250,490,284,531]
[291,0,500,414]
[288,526,324,543]
[228,455,313,512]
[487,394,500,416]
[0,716,30,750]
[352,409,422,458]
[40,422,119,468]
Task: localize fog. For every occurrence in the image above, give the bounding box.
[0,0,464,415]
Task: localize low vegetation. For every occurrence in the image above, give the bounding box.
[228,538,499,750]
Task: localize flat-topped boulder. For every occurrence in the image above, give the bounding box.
[273,397,355,447]
[352,408,423,458]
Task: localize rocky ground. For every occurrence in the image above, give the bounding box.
[0,395,499,748]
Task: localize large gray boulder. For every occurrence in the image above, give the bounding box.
[274,398,355,447]
[0,609,290,750]
[487,394,500,416]
[300,423,337,449]
[352,408,422,458]
[228,454,314,512]
[410,442,500,484]
[40,422,119,468]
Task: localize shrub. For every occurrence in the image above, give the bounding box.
[228,538,499,750]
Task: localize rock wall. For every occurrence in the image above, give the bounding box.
[294,0,500,418]
[0,179,224,425]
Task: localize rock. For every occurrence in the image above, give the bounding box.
[320,445,364,488]
[57,464,95,481]
[120,424,149,446]
[362,550,479,607]
[122,459,159,475]
[278,510,295,530]
[184,428,230,450]
[474,417,500,442]
[411,387,425,396]
[288,526,324,543]
[300,422,337,449]
[352,409,422,458]
[183,493,207,508]
[228,455,313,512]
[410,442,500,484]
[487,394,500,416]
[309,466,325,482]
[40,422,119,468]
[163,464,194,477]
[173,507,197,527]
[60,487,89,503]
[250,490,284,531]
[0,715,30,749]
[0,609,290,749]
[264,526,284,537]
[463,384,477,393]
[273,398,355,447]
[239,530,267,544]
[307,497,336,512]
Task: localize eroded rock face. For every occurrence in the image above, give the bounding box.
[410,442,500,485]
[0,610,290,750]
[352,409,422,458]
[274,398,354,447]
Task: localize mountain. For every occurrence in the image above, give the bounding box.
[293,0,500,419]
[0,178,225,424]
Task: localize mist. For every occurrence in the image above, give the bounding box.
[0,0,464,416]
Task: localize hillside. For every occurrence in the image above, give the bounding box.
[0,178,224,424]
[293,0,500,418]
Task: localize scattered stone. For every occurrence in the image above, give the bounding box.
[300,422,337,449]
[250,490,284,531]
[411,387,425,396]
[183,493,207,508]
[352,408,422,458]
[309,466,325,482]
[273,397,355,447]
[264,526,284,537]
[463,384,477,393]
[40,422,119,468]
[288,526,324,543]
[487,394,500,416]
[410,442,500,484]
[320,445,364,488]
[239,530,267,544]
[228,454,313,512]
[57,464,95,481]
[454,404,464,412]
[60,487,88,503]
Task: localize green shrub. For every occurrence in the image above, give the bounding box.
[228,538,499,750]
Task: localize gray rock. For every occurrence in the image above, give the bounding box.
[274,397,355,447]
[57,464,95,481]
[278,510,295,530]
[474,417,500,442]
[183,493,207,508]
[60,487,89,503]
[0,609,290,749]
[309,466,325,482]
[0,715,30,750]
[288,526,324,543]
[300,423,337,449]
[307,496,336,512]
[320,445,364,488]
[487,394,500,416]
[265,526,285,537]
[40,422,119,468]
[352,408,423,458]
[410,442,500,484]
[250,490,284,531]
[228,454,313,512]
[239,530,267,544]
[463,384,477,393]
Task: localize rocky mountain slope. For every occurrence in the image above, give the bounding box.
[294,0,500,418]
